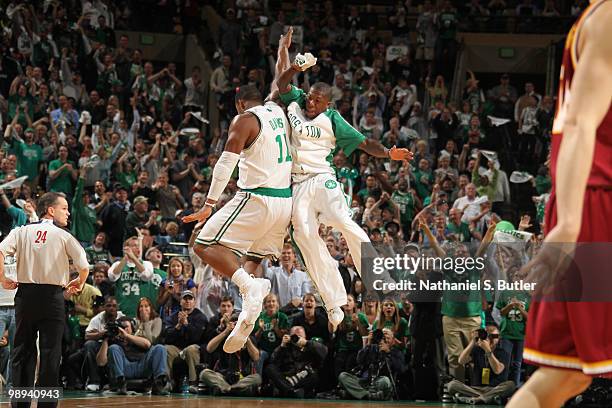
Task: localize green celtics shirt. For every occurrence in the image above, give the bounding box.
[441,267,483,318]
[413,169,433,200]
[85,246,113,268]
[109,260,155,318]
[71,178,97,243]
[336,312,369,351]
[496,290,530,340]
[280,85,366,181]
[446,221,471,242]
[117,170,137,189]
[253,310,290,353]
[48,159,75,193]
[391,190,415,226]
[13,141,42,181]
[139,268,167,310]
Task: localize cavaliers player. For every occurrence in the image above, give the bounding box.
[507,1,612,407]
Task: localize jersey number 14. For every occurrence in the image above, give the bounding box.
[275,133,292,163]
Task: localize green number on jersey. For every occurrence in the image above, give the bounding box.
[275,133,292,163]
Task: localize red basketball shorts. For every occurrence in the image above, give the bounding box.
[524,187,612,376]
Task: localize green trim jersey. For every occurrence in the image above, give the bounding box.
[139,268,167,310]
[110,262,154,318]
[495,290,530,340]
[336,312,370,351]
[239,101,292,190]
[253,310,290,353]
[279,85,365,182]
[391,190,415,225]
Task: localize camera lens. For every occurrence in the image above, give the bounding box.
[478,329,488,340]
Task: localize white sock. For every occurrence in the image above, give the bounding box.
[231,268,252,292]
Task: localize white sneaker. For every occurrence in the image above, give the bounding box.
[328,307,344,332]
[223,278,271,353]
[85,383,100,392]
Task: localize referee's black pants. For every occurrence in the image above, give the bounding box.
[11,284,64,408]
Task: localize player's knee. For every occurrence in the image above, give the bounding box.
[563,372,592,395]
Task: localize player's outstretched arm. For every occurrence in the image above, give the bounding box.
[270,27,293,97]
[358,138,414,162]
[182,114,258,223]
[277,65,300,95]
[550,6,612,242]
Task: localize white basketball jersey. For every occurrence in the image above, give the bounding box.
[238,101,292,190]
[279,86,365,183]
[286,101,337,179]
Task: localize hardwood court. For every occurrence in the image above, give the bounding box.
[0,392,502,407]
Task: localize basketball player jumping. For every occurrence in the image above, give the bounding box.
[508,1,612,407]
[274,32,413,330]
[183,84,292,353]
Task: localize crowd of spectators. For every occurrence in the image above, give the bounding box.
[0,0,580,403]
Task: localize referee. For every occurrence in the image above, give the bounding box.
[0,192,89,408]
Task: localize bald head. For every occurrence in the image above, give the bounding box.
[235,84,262,104]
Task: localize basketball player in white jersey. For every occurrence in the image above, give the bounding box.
[273,32,413,330]
[183,85,292,353]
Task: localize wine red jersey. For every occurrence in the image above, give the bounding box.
[550,0,612,188]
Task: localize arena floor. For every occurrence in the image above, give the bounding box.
[0,392,503,407]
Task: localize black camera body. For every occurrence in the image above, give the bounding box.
[478,328,488,341]
[104,320,121,339]
[92,295,105,308]
[290,334,300,344]
[371,329,384,344]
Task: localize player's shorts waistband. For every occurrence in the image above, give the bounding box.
[292,172,334,184]
[241,187,292,198]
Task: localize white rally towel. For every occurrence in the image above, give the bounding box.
[0,176,28,190]
[488,115,512,127]
[510,171,534,183]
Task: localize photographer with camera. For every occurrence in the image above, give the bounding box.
[96,316,169,395]
[200,309,261,396]
[338,328,406,401]
[447,325,515,404]
[264,326,327,398]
